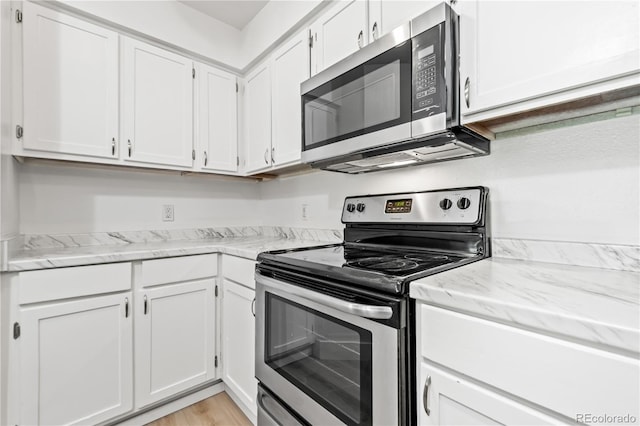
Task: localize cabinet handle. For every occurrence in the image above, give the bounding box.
[372,22,378,40]
[271,147,275,164]
[251,298,256,317]
[423,375,431,416]
[264,148,269,165]
[357,30,364,48]
[464,77,470,108]
[192,149,196,161]
[127,139,132,157]
[125,297,129,318]
[112,138,116,156]
[144,295,148,315]
[204,151,208,166]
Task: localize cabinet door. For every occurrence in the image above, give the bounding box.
[459,1,640,119]
[369,0,440,39]
[419,362,564,425]
[135,279,215,408]
[196,63,238,172]
[311,0,368,73]
[271,31,309,167]
[222,279,257,416]
[122,37,193,167]
[20,293,133,425]
[243,63,272,174]
[22,2,118,158]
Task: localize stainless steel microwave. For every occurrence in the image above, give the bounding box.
[300,3,490,174]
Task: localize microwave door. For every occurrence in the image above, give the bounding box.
[302,40,413,164]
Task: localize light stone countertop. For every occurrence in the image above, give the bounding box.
[4,230,340,272]
[410,257,640,354]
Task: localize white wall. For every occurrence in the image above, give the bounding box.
[19,163,262,235]
[259,114,640,245]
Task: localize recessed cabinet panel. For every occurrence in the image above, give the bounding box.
[135,279,215,408]
[418,362,563,425]
[312,0,368,73]
[459,1,640,118]
[20,293,133,425]
[271,31,309,167]
[371,0,440,38]
[243,63,272,174]
[197,64,238,172]
[122,37,193,167]
[22,2,118,158]
[222,278,257,416]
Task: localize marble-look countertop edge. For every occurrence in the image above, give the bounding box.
[410,258,640,354]
[4,237,339,272]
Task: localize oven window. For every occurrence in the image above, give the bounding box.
[265,293,373,426]
[302,41,412,150]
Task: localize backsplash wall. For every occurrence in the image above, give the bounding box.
[19,163,262,235]
[259,114,640,246]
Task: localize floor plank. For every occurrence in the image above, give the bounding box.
[145,392,252,426]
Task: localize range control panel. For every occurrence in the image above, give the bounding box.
[342,188,485,224]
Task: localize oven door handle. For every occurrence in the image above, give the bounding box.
[258,274,393,320]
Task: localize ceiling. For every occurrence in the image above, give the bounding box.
[178,0,270,30]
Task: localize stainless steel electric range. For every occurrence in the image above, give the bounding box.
[255,187,490,426]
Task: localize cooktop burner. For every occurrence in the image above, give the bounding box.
[257,187,490,295]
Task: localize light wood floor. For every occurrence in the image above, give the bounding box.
[145,392,252,426]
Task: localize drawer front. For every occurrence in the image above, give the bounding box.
[19,263,132,304]
[141,254,218,288]
[222,255,256,289]
[420,304,640,421]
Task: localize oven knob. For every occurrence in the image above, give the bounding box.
[346,203,356,212]
[356,203,366,212]
[439,198,452,210]
[457,197,471,210]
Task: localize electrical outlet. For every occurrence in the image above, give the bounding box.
[162,204,174,222]
[301,204,309,221]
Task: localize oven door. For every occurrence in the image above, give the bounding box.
[301,25,413,165]
[256,273,400,426]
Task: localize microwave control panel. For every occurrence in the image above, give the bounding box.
[412,23,446,118]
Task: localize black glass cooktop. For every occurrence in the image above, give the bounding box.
[258,244,478,295]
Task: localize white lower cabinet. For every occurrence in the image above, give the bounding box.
[419,362,561,425]
[18,288,133,425]
[417,303,640,425]
[221,255,258,418]
[135,279,216,408]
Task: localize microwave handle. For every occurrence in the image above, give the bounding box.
[257,274,393,320]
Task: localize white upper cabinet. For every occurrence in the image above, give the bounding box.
[22,2,119,158]
[243,62,272,173]
[369,0,441,39]
[458,0,640,121]
[121,37,194,167]
[195,63,238,173]
[311,0,368,74]
[271,30,309,167]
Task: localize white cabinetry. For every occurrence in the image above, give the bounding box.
[369,0,439,39]
[416,303,640,425]
[271,31,309,167]
[310,0,368,74]
[12,263,133,426]
[195,63,238,173]
[22,2,119,159]
[221,255,258,418]
[135,255,217,408]
[419,362,562,425]
[458,0,640,121]
[121,37,194,167]
[243,62,272,173]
